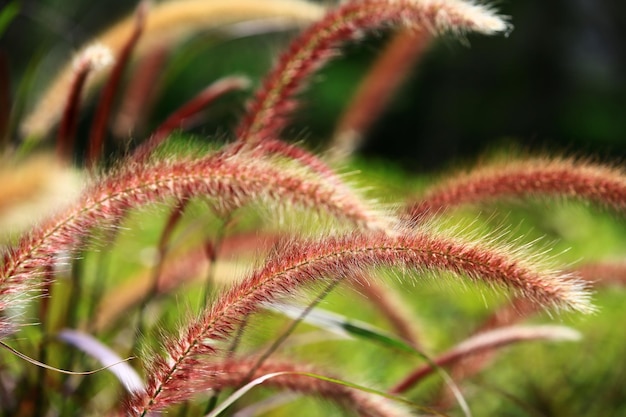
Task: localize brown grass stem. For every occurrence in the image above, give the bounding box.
[201,213,235,308]
[56,45,113,161]
[131,76,250,163]
[57,61,91,161]
[133,198,189,352]
[87,2,148,168]
[112,46,169,139]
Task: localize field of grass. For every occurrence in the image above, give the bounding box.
[1,1,625,416]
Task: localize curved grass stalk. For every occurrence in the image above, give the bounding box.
[408,157,626,220]
[237,0,508,143]
[56,44,114,160]
[130,230,591,414]
[0,150,391,337]
[202,358,416,417]
[131,76,250,163]
[20,0,326,139]
[389,325,581,394]
[87,2,148,168]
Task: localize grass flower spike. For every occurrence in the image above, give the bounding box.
[131,229,591,414]
[409,157,626,219]
[0,149,393,336]
[237,0,509,143]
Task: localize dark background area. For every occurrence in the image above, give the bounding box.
[1,0,625,172]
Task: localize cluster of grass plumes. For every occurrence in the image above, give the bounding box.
[2,0,624,415]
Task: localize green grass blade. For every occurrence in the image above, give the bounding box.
[266,302,472,417]
[0,2,19,39]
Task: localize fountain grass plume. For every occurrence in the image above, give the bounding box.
[230,0,509,231]
[0,1,610,414]
[409,156,626,220]
[130,227,591,414]
[0,154,82,239]
[0,148,393,337]
[237,0,509,143]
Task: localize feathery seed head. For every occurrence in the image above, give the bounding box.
[0,149,393,336]
[238,0,510,143]
[132,226,592,413]
[415,0,510,34]
[0,154,83,237]
[409,156,626,220]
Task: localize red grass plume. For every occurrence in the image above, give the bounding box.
[237,0,509,143]
[129,229,591,414]
[0,149,391,338]
[408,157,626,220]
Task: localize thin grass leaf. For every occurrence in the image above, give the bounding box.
[266,302,471,417]
[231,393,300,417]
[266,301,413,351]
[206,370,446,417]
[0,339,133,376]
[205,372,288,417]
[58,329,145,393]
